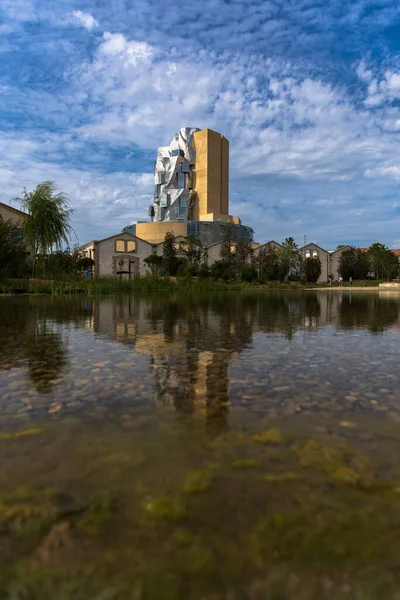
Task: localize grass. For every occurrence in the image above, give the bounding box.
[0,276,385,295]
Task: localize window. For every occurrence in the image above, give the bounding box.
[177,172,185,188]
[178,206,186,220]
[171,149,184,157]
[312,250,318,258]
[156,171,165,184]
[230,245,237,254]
[115,240,136,252]
[11,227,23,242]
[305,250,311,259]
[181,161,190,173]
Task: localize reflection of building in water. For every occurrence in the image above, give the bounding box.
[88,297,253,432]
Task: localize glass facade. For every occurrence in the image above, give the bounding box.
[177,172,185,188]
[187,222,254,245]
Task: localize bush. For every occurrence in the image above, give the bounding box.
[240,264,258,282]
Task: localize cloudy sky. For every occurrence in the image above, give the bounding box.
[1,0,400,248]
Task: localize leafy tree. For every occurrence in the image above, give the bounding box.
[162,231,179,276]
[256,245,280,281]
[303,256,322,283]
[338,247,369,280]
[198,262,210,278]
[179,235,204,275]
[240,264,258,282]
[279,237,302,280]
[210,259,232,281]
[220,223,236,267]
[366,243,400,281]
[144,253,163,274]
[13,181,74,276]
[43,246,94,279]
[235,232,253,269]
[0,216,29,279]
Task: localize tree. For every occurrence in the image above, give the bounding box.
[218,224,237,279]
[179,234,204,275]
[162,231,179,276]
[235,232,253,269]
[0,216,29,279]
[303,256,321,283]
[256,245,280,281]
[13,181,74,276]
[144,253,163,274]
[366,243,400,281]
[279,237,302,280]
[338,247,369,280]
[43,246,94,279]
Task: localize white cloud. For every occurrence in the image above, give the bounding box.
[72,10,99,31]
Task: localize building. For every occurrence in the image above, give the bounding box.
[0,201,27,242]
[123,127,253,246]
[80,232,155,278]
[299,243,352,283]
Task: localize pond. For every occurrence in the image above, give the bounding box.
[0,291,400,599]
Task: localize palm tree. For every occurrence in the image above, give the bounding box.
[13,181,75,276]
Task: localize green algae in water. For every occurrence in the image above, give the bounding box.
[75,491,114,535]
[264,472,302,483]
[144,496,186,521]
[182,469,213,494]
[232,459,262,468]
[252,428,284,445]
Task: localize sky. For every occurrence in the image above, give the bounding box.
[1,0,400,248]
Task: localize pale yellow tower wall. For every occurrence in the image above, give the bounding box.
[192,128,229,221]
[136,221,188,243]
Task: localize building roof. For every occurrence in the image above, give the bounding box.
[359,246,400,257]
[299,242,328,253]
[329,245,353,255]
[81,231,153,249]
[0,201,27,218]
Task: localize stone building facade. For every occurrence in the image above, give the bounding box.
[81,232,154,278]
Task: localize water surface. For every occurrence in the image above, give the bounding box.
[1,291,400,599]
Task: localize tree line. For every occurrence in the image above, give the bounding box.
[1,180,398,283]
[146,229,323,283]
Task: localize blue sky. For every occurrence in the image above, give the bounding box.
[1,0,400,248]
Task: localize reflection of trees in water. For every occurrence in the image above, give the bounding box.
[255,293,321,339]
[25,323,67,393]
[0,297,78,392]
[338,295,400,334]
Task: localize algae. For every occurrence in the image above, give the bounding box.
[232,459,262,468]
[0,428,43,441]
[144,496,186,521]
[264,472,301,483]
[182,469,213,494]
[75,491,114,535]
[252,428,284,445]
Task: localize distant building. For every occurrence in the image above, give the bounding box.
[123,127,253,246]
[0,201,27,243]
[299,243,352,283]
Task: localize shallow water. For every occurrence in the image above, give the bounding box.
[0,291,400,599]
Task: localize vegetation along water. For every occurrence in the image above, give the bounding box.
[1,291,400,599]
